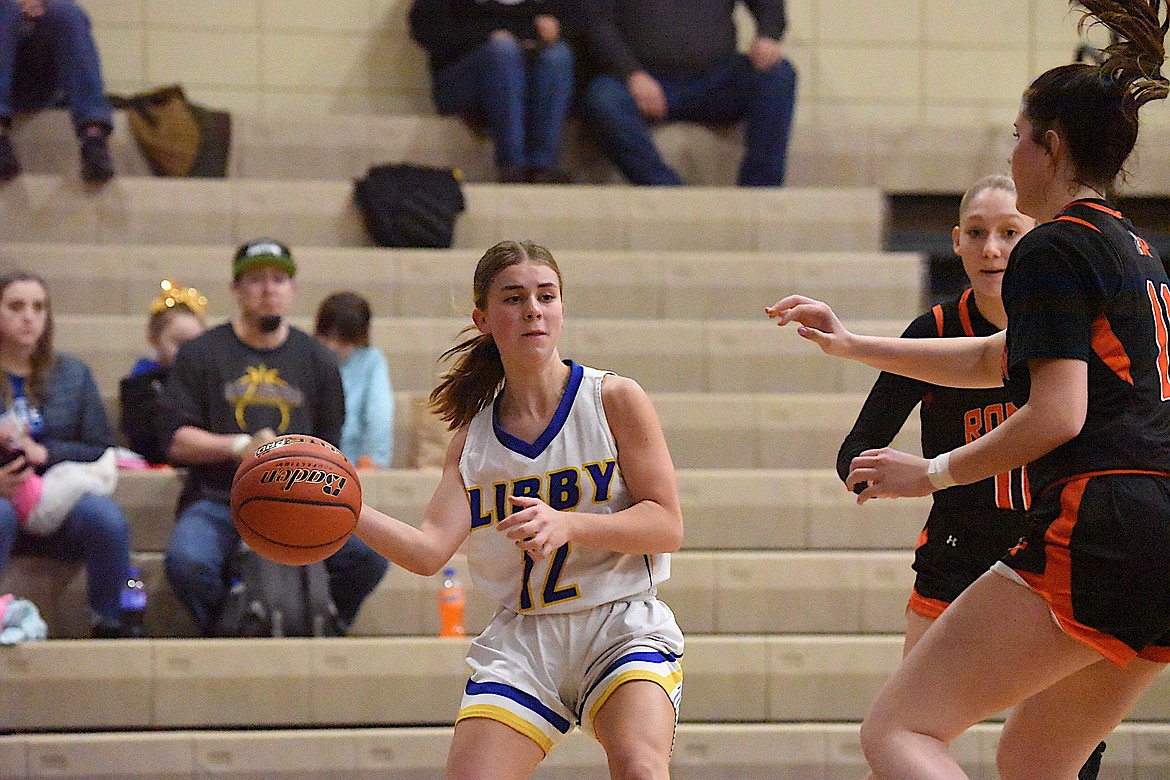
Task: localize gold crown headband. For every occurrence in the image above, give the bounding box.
[150,279,208,317]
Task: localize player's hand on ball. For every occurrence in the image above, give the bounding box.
[250,427,278,450]
[499,494,570,561]
[847,448,934,504]
[765,295,854,356]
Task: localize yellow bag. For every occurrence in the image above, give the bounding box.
[118,85,200,176]
[109,85,231,177]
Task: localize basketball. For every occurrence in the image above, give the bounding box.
[230,434,362,566]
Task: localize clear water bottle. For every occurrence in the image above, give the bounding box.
[437,566,466,637]
[119,567,148,638]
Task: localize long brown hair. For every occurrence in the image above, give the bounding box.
[1022,0,1168,192]
[429,241,563,430]
[0,271,54,408]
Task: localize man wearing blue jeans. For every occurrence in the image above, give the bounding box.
[580,0,797,186]
[0,0,114,183]
[410,0,577,183]
[158,239,388,635]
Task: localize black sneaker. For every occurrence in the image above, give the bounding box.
[0,134,19,182]
[79,134,114,184]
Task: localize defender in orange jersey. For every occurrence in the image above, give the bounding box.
[768,2,1170,776]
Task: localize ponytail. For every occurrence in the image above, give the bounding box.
[428,239,563,431]
[1024,0,1168,189]
[1080,0,1169,109]
[429,327,505,431]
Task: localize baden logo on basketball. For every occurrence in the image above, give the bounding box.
[231,434,362,565]
[258,466,348,496]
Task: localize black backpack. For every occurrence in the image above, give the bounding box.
[118,365,169,464]
[213,542,345,637]
[353,163,465,248]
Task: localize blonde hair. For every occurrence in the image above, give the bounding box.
[958,174,1018,219]
[429,241,563,430]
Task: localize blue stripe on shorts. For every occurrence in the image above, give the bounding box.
[580,649,681,714]
[465,679,573,734]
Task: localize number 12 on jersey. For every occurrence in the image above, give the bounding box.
[519,544,579,611]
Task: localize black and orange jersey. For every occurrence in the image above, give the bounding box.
[1002,198,1170,493]
[837,288,1030,512]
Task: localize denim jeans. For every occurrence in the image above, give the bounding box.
[432,35,574,172]
[0,0,113,133]
[1,492,131,624]
[165,498,389,635]
[581,53,798,186]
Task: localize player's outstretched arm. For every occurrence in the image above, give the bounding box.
[766,295,1005,389]
[355,427,472,576]
[845,357,1086,503]
[496,375,684,562]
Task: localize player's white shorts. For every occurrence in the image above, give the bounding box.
[456,595,684,754]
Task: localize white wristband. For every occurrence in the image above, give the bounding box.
[231,433,252,459]
[926,451,958,491]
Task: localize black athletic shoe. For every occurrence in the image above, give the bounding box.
[1078,741,1106,780]
[79,134,114,184]
[0,134,19,182]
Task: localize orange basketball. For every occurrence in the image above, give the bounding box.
[230,434,362,566]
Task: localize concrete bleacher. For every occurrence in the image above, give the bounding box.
[9,109,1170,195]
[59,314,910,398]
[5,113,1170,780]
[10,243,923,321]
[6,178,1170,776]
[0,174,886,252]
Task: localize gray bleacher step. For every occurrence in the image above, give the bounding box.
[4,636,1169,734]
[8,722,1170,779]
[99,467,931,554]
[12,242,924,323]
[11,108,1170,195]
[56,314,908,396]
[7,547,923,640]
[0,175,885,252]
[0,722,1117,780]
[97,389,920,471]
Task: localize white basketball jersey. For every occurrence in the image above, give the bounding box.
[459,361,671,614]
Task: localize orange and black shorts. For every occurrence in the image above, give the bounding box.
[908,506,1030,620]
[1001,471,1170,667]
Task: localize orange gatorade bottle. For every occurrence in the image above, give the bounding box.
[438,566,466,637]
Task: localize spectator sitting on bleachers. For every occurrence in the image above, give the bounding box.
[314,291,394,469]
[578,0,797,186]
[0,270,134,638]
[409,0,578,184]
[157,238,388,635]
[118,280,207,465]
[0,0,115,183]
[0,402,116,539]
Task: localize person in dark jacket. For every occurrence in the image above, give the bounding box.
[579,0,797,186]
[409,0,577,183]
[0,270,132,637]
[119,281,207,465]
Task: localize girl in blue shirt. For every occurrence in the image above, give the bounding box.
[315,291,394,468]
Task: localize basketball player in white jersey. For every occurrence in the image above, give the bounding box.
[355,240,684,779]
